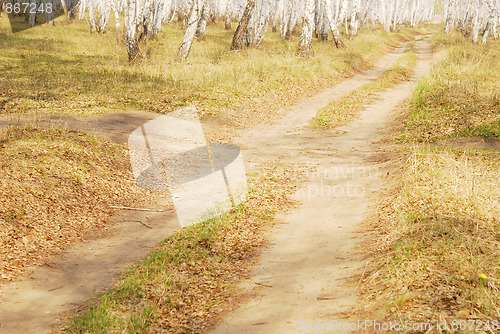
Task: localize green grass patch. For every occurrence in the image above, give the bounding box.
[398,30,500,143]
[58,163,304,333]
[310,49,417,129]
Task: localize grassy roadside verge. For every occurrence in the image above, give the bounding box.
[310,47,417,129]
[0,15,421,125]
[0,126,155,284]
[57,163,305,333]
[358,31,500,332]
[398,31,500,143]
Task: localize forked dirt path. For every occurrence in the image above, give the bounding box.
[209,38,433,333]
[0,38,431,333]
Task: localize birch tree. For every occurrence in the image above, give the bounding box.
[69,0,459,61]
[297,0,315,56]
[323,0,345,47]
[481,0,498,43]
[471,0,482,43]
[445,0,499,43]
[176,0,203,60]
[195,0,210,40]
[231,0,255,51]
[125,0,143,61]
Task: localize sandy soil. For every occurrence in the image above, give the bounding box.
[0,37,433,333]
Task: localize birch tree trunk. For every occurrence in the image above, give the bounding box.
[224,0,232,29]
[319,3,330,40]
[297,0,315,56]
[230,0,256,51]
[323,0,345,48]
[350,0,360,35]
[445,0,455,33]
[195,0,210,41]
[79,0,87,19]
[148,0,164,38]
[482,0,497,43]
[125,0,143,62]
[339,0,348,33]
[98,0,112,33]
[176,0,203,61]
[472,0,482,43]
[60,0,69,19]
[88,1,98,32]
[249,0,270,47]
[111,0,121,40]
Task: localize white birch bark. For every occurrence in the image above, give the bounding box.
[297,0,315,56]
[472,0,482,43]
[195,0,209,40]
[176,0,203,61]
[78,0,87,19]
[125,0,143,61]
[323,0,345,47]
[350,0,360,35]
[339,0,348,33]
[151,0,164,36]
[111,0,121,39]
[482,0,498,43]
[445,0,455,33]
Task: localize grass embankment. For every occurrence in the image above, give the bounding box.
[58,164,304,333]
[0,14,420,125]
[0,126,153,283]
[311,46,417,129]
[398,31,500,142]
[360,31,500,332]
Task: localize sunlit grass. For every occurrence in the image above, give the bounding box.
[398,30,500,142]
[1,15,421,119]
[59,164,304,333]
[365,147,500,326]
[310,50,417,128]
[361,29,500,330]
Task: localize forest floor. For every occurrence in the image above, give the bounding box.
[2,15,500,331]
[0,32,434,333]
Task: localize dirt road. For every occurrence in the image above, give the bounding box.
[208,37,433,334]
[0,37,432,333]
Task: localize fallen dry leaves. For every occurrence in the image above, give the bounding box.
[0,126,155,284]
[61,163,307,333]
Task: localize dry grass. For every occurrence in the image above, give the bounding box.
[0,14,421,127]
[358,30,500,334]
[399,31,500,142]
[310,49,417,129]
[361,148,500,332]
[58,163,306,333]
[0,126,155,283]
